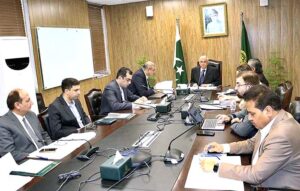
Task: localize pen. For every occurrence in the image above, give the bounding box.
[36,156,49,160]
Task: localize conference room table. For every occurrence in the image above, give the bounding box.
[23,92,252,191]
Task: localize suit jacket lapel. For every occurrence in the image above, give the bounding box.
[7,111,34,144]
[113,80,123,102]
[59,96,76,118]
[252,131,261,162]
[25,113,43,141]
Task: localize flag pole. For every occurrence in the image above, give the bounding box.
[176,18,180,33]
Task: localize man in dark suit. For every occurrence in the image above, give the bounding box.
[201,85,300,189]
[100,67,147,115]
[128,61,156,97]
[190,55,220,86]
[48,78,90,140]
[0,89,52,162]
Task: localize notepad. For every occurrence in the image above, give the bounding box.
[105,113,136,120]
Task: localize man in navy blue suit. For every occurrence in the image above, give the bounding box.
[48,78,90,140]
[129,61,156,97]
[190,55,221,86]
[100,67,147,115]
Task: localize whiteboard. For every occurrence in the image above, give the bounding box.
[36,27,94,89]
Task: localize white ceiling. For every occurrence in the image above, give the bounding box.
[87,0,148,5]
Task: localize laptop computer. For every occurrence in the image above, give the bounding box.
[188,107,225,130]
[148,92,167,100]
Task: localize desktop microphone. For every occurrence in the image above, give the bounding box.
[163,125,197,164]
[56,138,99,161]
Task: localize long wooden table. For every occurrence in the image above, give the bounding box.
[21,93,252,191]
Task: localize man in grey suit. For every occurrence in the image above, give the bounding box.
[100,67,147,115]
[0,89,52,162]
[48,78,90,140]
[201,85,300,189]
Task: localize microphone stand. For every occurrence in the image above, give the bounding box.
[164,124,197,164]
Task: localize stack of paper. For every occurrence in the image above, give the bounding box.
[185,154,244,191]
[0,153,33,191]
[154,80,173,94]
[105,112,136,120]
[28,132,96,160]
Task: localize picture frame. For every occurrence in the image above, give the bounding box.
[200,3,228,37]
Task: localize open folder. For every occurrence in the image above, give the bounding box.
[10,160,59,177]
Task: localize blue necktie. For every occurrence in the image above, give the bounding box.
[199,69,206,85]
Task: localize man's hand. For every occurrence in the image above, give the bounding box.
[200,158,217,172]
[204,142,224,153]
[216,114,231,123]
[231,118,241,123]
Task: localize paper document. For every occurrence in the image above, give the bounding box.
[105,112,135,120]
[0,153,33,191]
[199,104,225,110]
[185,155,244,191]
[154,80,173,93]
[190,85,218,91]
[28,132,96,160]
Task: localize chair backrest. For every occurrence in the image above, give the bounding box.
[275,82,293,111]
[36,93,47,113]
[37,108,53,139]
[84,88,102,121]
[289,97,300,123]
[208,59,222,85]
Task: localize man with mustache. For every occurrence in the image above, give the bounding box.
[217,71,260,138]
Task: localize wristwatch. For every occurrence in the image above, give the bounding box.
[213,163,219,173]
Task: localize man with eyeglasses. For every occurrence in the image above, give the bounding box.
[217,71,260,138]
[201,85,300,189]
[190,55,220,86]
[100,67,147,115]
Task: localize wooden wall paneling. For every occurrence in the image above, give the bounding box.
[25,0,300,110]
[27,0,113,112]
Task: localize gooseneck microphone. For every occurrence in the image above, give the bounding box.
[163,124,197,164]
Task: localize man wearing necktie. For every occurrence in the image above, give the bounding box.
[190,55,221,86]
[0,89,52,163]
[200,85,300,189]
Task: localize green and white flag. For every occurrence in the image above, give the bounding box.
[173,22,188,84]
[240,20,252,64]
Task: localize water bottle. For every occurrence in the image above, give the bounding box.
[230,100,236,113]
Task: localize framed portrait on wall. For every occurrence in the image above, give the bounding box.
[200,3,228,37]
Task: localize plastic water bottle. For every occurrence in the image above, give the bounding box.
[230,100,236,113]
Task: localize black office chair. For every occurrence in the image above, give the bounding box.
[84,89,103,122]
[289,97,300,123]
[275,82,293,111]
[37,108,54,140]
[208,59,222,86]
[36,93,47,113]
[196,59,222,86]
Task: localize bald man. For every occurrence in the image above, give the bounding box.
[190,55,220,86]
[129,61,156,97]
[0,89,52,162]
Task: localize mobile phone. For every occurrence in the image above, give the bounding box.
[39,148,57,152]
[196,130,215,136]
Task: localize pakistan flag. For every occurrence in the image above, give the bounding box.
[173,23,188,85]
[240,20,252,64]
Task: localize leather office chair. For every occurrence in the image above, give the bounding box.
[84,88,103,121]
[196,59,222,85]
[37,108,53,140]
[208,59,222,86]
[289,97,300,123]
[275,82,293,111]
[36,93,47,113]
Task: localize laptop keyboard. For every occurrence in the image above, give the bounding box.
[202,119,218,129]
